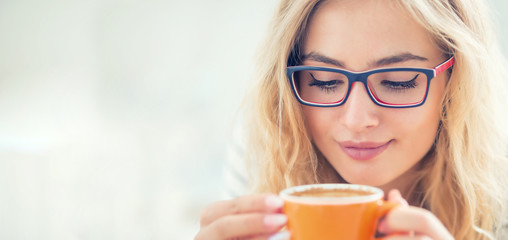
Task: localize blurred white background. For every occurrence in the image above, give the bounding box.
[0,0,506,239]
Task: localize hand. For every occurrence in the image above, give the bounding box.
[195,194,290,240]
[378,189,454,240]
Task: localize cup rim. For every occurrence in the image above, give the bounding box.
[279,183,384,205]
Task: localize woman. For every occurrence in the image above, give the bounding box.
[196,0,508,239]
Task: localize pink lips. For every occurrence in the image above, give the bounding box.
[339,140,392,161]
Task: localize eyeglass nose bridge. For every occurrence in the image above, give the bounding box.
[340,72,379,107]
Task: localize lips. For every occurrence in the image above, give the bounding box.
[338,140,392,161]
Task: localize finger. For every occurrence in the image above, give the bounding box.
[249,230,291,240]
[383,206,453,240]
[196,213,287,240]
[200,194,283,226]
[382,235,433,240]
[267,230,291,240]
[387,189,408,206]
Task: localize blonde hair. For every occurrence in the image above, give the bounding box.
[245,0,508,239]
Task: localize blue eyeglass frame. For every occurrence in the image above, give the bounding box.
[286,56,455,108]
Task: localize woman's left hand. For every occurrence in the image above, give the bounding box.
[378,189,454,240]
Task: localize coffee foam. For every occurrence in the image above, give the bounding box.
[290,187,373,198]
[280,184,384,205]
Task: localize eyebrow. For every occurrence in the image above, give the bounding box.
[301,52,428,68]
[374,53,428,67]
[302,52,346,68]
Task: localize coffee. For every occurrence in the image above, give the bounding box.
[290,187,373,198]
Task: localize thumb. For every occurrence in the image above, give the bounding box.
[387,189,409,206]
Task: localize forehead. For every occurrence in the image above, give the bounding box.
[304,0,440,68]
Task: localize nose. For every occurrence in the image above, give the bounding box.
[339,82,380,132]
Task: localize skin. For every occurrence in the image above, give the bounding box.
[197,0,454,239]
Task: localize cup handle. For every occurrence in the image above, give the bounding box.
[373,200,400,240]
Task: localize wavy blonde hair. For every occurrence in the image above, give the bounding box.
[244,0,508,239]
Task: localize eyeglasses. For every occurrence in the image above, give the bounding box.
[286,56,454,108]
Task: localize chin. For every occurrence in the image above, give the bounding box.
[340,173,392,187]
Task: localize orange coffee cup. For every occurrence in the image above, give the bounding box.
[280,184,399,240]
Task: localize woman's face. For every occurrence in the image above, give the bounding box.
[302,0,447,190]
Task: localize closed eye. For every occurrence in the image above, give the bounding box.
[308,73,343,87]
[380,74,419,89]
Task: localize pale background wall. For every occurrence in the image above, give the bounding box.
[0,1,506,240]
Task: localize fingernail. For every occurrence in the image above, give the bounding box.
[264,214,287,226]
[269,230,290,240]
[389,189,401,199]
[265,195,284,209]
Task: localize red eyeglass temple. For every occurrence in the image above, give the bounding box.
[434,56,455,75]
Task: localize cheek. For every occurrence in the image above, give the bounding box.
[393,80,445,153]
[302,106,336,140]
[392,109,440,146]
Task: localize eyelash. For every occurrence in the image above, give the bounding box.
[308,73,341,93]
[380,74,419,90]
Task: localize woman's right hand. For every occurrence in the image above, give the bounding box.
[195,194,290,240]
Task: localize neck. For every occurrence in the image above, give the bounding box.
[378,164,422,206]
